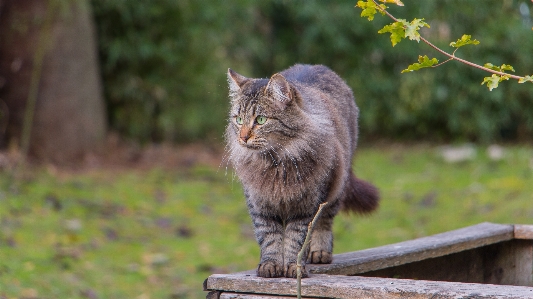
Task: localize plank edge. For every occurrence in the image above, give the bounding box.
[514,224,533,240]
[311,222,514,274]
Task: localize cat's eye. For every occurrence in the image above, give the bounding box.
[236,116,243,125]
[256,116,267,125]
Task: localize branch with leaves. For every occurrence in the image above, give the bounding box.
[356,0,533,91]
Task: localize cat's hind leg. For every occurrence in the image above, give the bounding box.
[307,212,334,264]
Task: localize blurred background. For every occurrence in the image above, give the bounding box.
[0,0,532,298]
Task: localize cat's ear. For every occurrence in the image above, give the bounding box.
[227,68,249,100]
[265,73,291,110]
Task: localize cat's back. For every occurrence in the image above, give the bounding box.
[280,64,330,85]
[282,64,359,153]
[281,64,352,100]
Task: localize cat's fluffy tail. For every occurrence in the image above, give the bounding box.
[341,172,380,214]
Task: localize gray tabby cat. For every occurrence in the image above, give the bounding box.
[225,64,379,278]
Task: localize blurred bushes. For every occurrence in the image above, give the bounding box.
[91,0,533,143]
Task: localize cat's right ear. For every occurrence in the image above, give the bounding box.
[227,68,249,100]
[264,73,291,110]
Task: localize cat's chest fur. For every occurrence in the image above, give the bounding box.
[235,138,336,207]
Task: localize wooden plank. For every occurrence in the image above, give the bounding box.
[308,222,514,275]
[206,291,222,299]
[514,225,533,240]
[206,273,533,299]
[493,240,532,287]
[219,293,316,299]
[359,242,487,283]
[359,239,533,287]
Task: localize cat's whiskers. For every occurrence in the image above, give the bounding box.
[269,145,289,184]
[275,142,304,183]
[225,146,240,182]
[219,143,233,177]
[220,150,240,187]
[259,149,270,174]
[266,147,277,167]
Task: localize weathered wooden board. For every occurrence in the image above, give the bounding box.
[210,291,302,299]
[514,225,533,240]
[361,239,533,287]
[218,293,315,299]
[206,273,533,299]
[308,222,514,275]
[486,240,533,286]
[206,223,533,298]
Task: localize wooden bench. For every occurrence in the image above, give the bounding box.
[204,222,533,298]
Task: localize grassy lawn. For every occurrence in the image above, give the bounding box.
[0,144,532,298]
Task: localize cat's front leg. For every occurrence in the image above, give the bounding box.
[283,216,312,278]
[251,213,285,278]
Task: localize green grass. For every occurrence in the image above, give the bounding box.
[1,144,532,298]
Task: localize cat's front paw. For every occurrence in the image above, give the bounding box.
[307,250,332,264]
[285,263,308,278]
[257,261,283,278]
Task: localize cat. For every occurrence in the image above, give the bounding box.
[225,64,379,278]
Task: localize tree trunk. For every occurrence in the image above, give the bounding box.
[0,0,107,163]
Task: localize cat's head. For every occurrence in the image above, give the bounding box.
[226,68,302,151]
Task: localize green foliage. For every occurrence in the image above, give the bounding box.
[1,145,533,298]
[484,63,515,73]
[378,20,407,46]
[377,18,429,46]
[481,74,510,91]
[356,0,387,21]
[91,0,533,143]
[358,1,531,92]
[480,64,514,91]
[401,55,438,73]
[518,75,533,83]
[403,18,430,42]
[449,34,480,48]
[352,1,533,142]
[91,0,234,142]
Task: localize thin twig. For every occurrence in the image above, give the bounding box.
[419,36,523,80]
[371,0,526,81]
[431,57,454,68]
[431,48,458,68]
[296,201,329,299]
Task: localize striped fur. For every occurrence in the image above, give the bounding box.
[225,64,379,278]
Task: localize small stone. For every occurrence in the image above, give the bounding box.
[65,219,82,232]
[487,144,505,161]
[440,144,476,163]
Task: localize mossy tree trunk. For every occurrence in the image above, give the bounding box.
[0,0,106,163]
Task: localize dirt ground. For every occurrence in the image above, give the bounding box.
[0,133,225,174]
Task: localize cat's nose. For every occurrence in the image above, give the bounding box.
[240,128,251,142]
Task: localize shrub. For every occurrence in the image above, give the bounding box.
[91,0,533,143]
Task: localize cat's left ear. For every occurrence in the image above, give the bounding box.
[227,68,249,100]
[265,73,291,110]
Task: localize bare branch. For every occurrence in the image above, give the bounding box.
[432,57,454,68]
[296,201,329,299]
